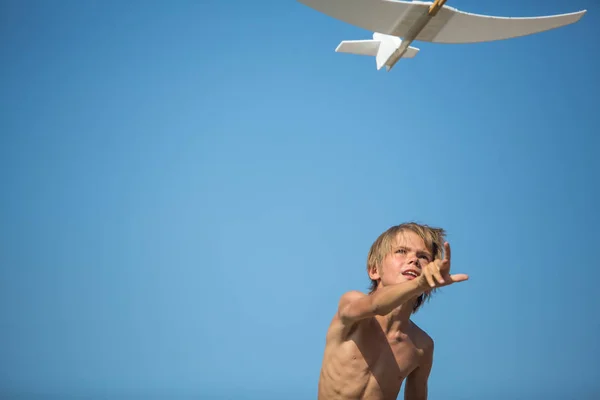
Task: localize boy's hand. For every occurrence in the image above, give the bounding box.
[418,242,469,289]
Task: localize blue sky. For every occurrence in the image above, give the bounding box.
[1,0,599,398]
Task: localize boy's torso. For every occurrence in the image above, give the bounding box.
[318,317,430,400]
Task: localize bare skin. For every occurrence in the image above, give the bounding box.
[318,231,468,400]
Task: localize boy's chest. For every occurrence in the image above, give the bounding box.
[354,330,424,377]
[385,334,423,374]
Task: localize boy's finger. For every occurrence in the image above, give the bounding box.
[450,273,469,282]
[425,270,436,288]
[433,266,445,285]
[444,242,451,263]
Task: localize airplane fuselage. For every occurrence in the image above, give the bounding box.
[387,2,437,70]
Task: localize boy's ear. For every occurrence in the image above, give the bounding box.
[368,263,380,281]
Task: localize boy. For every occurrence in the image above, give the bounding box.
[317,222,469,400]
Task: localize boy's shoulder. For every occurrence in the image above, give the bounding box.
[409,320,434,352]
[338,289,368,304]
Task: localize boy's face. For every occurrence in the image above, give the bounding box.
[370,230,433,288]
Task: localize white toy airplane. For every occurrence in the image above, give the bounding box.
[297,0,587,71]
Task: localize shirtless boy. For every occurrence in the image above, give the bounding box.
[318,222,469,400]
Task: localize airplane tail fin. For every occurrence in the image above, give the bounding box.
[335,33,419,71]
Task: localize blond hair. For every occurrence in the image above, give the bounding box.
[366,222,446,313]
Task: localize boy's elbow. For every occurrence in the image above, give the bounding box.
[337,291,374,323]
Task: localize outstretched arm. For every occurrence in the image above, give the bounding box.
[337,280,424,325]
[338,242,468,325]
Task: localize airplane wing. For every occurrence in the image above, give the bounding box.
[297,0,424,37]
[419,5,587,44]
[297,0,586,44]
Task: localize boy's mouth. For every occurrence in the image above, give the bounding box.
[402,269,419,280]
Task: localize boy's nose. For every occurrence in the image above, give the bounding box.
[408,255,421,268]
